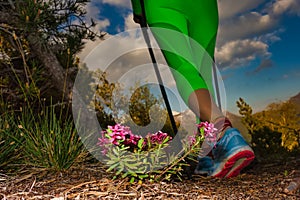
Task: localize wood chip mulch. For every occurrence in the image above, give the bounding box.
[0,158,300,200]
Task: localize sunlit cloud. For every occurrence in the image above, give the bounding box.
[216,0,300,70]
[102,0,131,8]
[124,13,139,30]
[215,39,270,69]
[82,0,300,79]
[218,0,267,19]
[85,1,110,31]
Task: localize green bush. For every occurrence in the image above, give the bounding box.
[237,98,300,160]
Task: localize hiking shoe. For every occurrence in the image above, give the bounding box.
[210,128,255,178]
[194,156,214,175]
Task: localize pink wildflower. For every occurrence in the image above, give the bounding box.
[107,124,131,145]
[98,124,173,152]
[148,131,171,144]
[123,133,142,146]
[188,135,196,145]
[197,122,217,135]
[197,121,218,147]
[97,131,110,155]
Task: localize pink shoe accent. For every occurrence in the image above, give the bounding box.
[212,150,255,178]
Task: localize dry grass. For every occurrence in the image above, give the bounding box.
[1,158,300,200]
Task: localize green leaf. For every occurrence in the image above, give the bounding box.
[107,129,112,134]
[116,169,124,175]
[138,174,149,179]
[176,174,183,181]
[121,172,129,178]
[164,174,172,181]
[138,138,144,149]
[124,163,138,170]
[130,177,135,184]
[106,160,118,165]
[162,136,171,144]
[199,128,204,135]
[106,162,119,172]
[112,147,120,155]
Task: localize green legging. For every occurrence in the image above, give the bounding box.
[131,0,219,104]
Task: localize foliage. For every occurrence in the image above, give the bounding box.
[236,97,257,134]
[92,70,119,129]
[91,76,202,183]
[97,123,217,183]
[92,74,179,136]
[0,0,100,61]
[250,127,286,157]
[0,0,105,106]
[237,98,300,158]
[0,1,109,171]
[257,101,300,150]
[128,85,159,127]
[127,84,177,136]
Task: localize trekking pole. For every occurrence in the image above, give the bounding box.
[212,61,222,111]
[139,0,178,136]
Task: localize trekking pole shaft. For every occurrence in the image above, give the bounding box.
[139,0,178,135]
[212,61,222,111]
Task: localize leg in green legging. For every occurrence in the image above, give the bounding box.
[143,0,222,121]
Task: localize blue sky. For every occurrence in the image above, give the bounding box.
[81,0,300,115]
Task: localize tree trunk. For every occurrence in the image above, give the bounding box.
[27,34,73,102]
[0,11,73,102]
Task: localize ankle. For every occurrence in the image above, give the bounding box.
[212,117,232,141]
[218,126,230,139]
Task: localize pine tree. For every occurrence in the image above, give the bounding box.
[0,0,104,104]
[236,97,257,134]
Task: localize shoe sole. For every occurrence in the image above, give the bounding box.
[194,169,210,175]
[211,147,255,178]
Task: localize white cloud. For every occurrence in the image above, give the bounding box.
[85,2,101,20]
[215,39,270,68]
[218,12,277,45]
[102,0,131,8]
[124,13,140,30]
[82,0,300,73]
[85,2,111,31]
[283,74,289,79]
[216,0,300,70]
[78,1,114,61]
[78,34,111,62]
[216,10,275,69]
[270,0,300,16]
[78,29,182,108]
[218,0,267,19]
[258,30,283,43]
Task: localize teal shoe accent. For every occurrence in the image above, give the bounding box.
[210,128,255,178]
[194,156,214,175]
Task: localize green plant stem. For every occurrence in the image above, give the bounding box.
[155,141,200,181]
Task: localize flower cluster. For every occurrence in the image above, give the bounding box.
[97,124,172,155]
[105,124,142,146]
[97,121,218,183]
[197,121,218,146]
[147,131,171,144]
[98,121,218,155]
[186,121,218,146]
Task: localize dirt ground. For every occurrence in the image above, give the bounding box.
[1,157,299,200]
